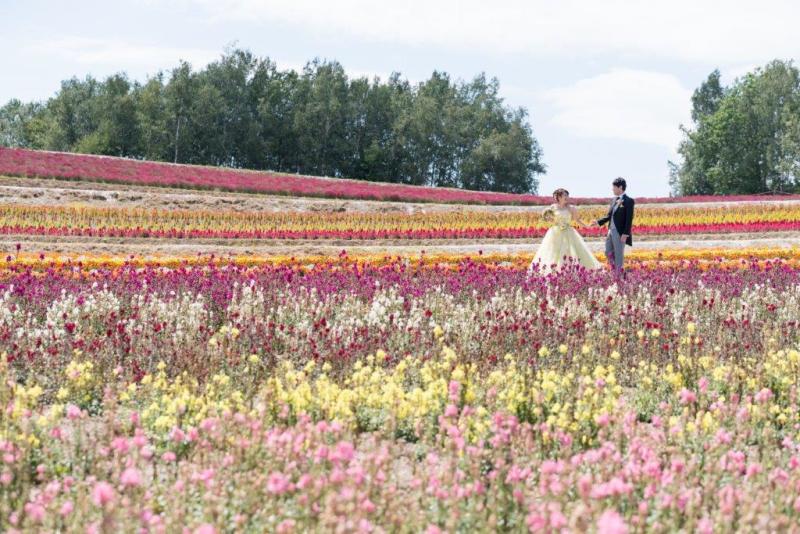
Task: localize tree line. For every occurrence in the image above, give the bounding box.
[0,48,545,194]
[671,60,800,195]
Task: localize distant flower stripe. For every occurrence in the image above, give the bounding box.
[4,147,800,205]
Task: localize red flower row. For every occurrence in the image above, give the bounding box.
[1,220,798,240]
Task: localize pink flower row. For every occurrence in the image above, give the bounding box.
[3,147,799,205]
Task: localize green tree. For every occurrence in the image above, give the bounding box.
[461,113,544,193]
[293,60,351,176]
[0,99,43,148]
[136,74,171,161]
[164,61,197,163]
[41,76,100,151]
[75,74,141,157]
[256,64,303,172]
[672,60,800,195]
[691,69,724,122]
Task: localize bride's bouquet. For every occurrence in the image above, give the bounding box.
[541,206,556,223]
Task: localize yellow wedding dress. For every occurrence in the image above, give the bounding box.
[529,205,602,272]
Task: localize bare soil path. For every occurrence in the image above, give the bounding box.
[2,233,798,257]
[4,175,800,214]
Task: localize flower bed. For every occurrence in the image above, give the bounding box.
[2,255,800,530]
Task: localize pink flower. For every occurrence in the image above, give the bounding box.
[444,404,459,418]
[597,509,628,534]
[193,524,216,534]
[360,498,376,513]
[60,500,74,517]
[120,467,142,488]
[550,509,568,529]
[23,503,45,523]
[277,519,296,534]
[111,437,130,454]
[679,389,697,405]
[267,472,291,495]
[754,388,773,404]
[331,441,355,463]
[697,517,713,534]
[92,481,115,507]
[577,474,593,498]
[448,380,461,402]
[745,463,762,478]
[171,427,186,443]
[65,404,82,420]
[162,451,177,463]
[526,514,546,531]
[698,376,709,394]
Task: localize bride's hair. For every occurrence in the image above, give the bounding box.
[552,188,569,201]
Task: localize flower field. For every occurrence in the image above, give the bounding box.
[2,253,800,532]
[4,148,800,532]
[4,147,800,205]
[3,202,800,241]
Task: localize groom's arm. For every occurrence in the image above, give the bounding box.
[597,214,610,226]
[622,197,635,235]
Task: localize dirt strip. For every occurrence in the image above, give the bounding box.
[1,234,798,257]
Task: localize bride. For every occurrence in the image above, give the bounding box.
[529,188,602,272]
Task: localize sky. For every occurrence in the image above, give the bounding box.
[3,0,800,197]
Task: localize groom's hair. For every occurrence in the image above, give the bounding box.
[613,177,627,191]
[552,188,569,200]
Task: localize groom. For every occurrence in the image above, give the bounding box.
[596,177,634,273]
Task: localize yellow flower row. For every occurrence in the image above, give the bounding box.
[1,247,800,272]
[2,202,800,233]
[7,340,800,451]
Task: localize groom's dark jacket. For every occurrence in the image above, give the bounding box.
[597,194,635,246]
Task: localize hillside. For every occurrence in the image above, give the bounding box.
[4,147,799,206]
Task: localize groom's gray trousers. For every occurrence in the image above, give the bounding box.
[605,223,625,270]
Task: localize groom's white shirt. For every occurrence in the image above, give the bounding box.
[611,194,624,214]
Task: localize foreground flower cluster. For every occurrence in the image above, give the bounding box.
[3,203,800,240]
[2,256,800,531]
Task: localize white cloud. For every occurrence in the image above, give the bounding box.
[720,63,761,86]
[30,37,220,70]
[543,69,692,149]
[28,36,406,89]
[176,0,800,65]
